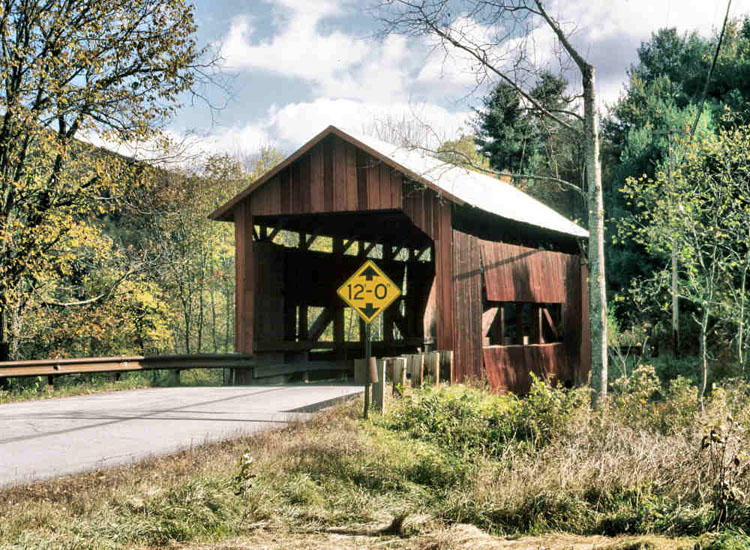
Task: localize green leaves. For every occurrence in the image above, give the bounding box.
[0,0,205,353]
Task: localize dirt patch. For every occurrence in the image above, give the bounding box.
[177,524,695,550]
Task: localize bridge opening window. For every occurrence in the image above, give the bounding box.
[484,302,562,346]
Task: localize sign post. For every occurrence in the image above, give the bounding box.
[337,259,401,418]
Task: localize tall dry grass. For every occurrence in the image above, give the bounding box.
[2,366,750,549]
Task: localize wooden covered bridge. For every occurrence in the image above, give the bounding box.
[210,125,590,393]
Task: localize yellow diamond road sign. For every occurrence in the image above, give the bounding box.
[337,260,402,323]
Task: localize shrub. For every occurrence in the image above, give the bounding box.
[697,528,750,549]
[384,378,587,460]
[611,365,698,434]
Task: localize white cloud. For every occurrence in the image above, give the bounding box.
[268,97,471,147]
[207,0,749,154]
[157,97,471,160]
[219,3,369,94]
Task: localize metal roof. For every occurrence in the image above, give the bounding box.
[342,128,588,239]
[211,124,588,239]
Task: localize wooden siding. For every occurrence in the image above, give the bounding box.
[248,135,402,217]
[480,241,570,303]
[402,187,455,354]
[254,243,285,342]
[479,240,588,393]
[232,137,457,359]
[452,230,483,381]
[483,343,571,394]
[234,202,254,354]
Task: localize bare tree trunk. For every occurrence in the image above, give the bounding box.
[211,283,218,353]
[699,307,710,410]
[672,247,680,357]
[197,255,206,354]
[667,136,680,357]
[0,309,9,390]
[224,279,232,352]
[182,293,192,354]
[739,260,747,372]
[533,0,607,405]
[582,65,608,406]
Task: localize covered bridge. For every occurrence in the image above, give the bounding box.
[210,125,590,393]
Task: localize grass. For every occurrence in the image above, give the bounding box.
[0,368,224,404]
[2,366,750,549]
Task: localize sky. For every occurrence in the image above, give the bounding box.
[163,0,750,157]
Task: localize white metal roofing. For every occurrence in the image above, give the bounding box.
[343,127,589,239]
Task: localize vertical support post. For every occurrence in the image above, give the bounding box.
[439,350,454,384]
[47,375,54,389]
[363,322,371,418]
[383,244,395,346]
[298,306,308,341]
[358,241,367,342]
[372,359,386,413]
[533,305,543,344]
[354,358,367,385]
[334,237,345,359]
[516,304,525,345]
[425,351,440,386]
[409,353,424,388]
[393,357,407,395]
[284,303,297,341]
[499,304,506,345]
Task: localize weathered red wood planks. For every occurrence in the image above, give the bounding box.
[254,242,285,343]
[333,137,347,211]
[356,149,368,210]
[245,135,404,218]
[229,129,590,392]
[323,137,334,211]
[234,202,254,354]
[346,143,358,211]
[480,241,570,303]
[280,168,291,213]
[479,240,587,393]
[435,201,455,354]
[402,190,455,357]
[452,230,483,381]
[483,343,571,394]
[310,144,324,212]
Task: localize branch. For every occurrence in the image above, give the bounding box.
[690,0,732,136]
[416,143,584,197]
[39,265,138,308]
[392,0,578,132]
[519,105,584,123]
[41,293,108,308]
[533,0,589,72]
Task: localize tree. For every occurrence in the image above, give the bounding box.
[604,73,714,360]
[473,81,533,173]
[377,0,608,404]
[0,0,206,360]
[474,72,585,219]
[151,150,281,354]
[436,134,490,170]
[621,124,750,407]
[632,19,750,126]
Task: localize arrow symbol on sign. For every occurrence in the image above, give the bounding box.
[361,303,378,318]
[360,266,379,281]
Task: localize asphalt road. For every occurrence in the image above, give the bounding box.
[0,385,362,488]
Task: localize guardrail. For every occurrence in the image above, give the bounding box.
[0,353,254,385]
[0,354,355,387]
